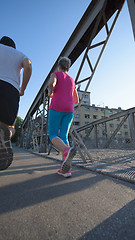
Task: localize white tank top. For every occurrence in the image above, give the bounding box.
[0,44,27,91]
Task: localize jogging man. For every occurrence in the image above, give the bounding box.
[0,36,32,170]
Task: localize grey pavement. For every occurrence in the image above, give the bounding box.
[0,147,135,240]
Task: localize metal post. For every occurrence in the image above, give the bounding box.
[129,113,135,144]
[127,0,135,40]
[104,114,129,148]
[45,96,49,153]
[95,125,98,148]
[71,126,92,160]
[39,91,46,153]
[26,116,32,149]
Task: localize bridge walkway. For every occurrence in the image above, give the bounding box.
[0,147,135,240]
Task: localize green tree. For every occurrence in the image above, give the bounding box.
[11,116,23,143]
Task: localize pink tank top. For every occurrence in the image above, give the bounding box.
[49,72,76,112]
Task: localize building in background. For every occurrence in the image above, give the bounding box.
[74,88,131,148]
[76,85,91,106]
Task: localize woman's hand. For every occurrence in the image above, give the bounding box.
[73,88,79,104]
[48,90,53,97]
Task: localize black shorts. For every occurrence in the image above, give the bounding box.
[0,80,20,126]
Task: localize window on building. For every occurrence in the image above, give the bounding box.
[92,108,98,112]
[82,101,88,105]
[117,131,122,135]
[84,95,88,99]
[110,131,114,135]
[108,110,113,114]
[85,129,90,134]
[102,130,106,135]
[124,125,127,129]
[73,122,80,126]
[125,138,130,143]
[109,124,114,128]
[85,114,90,119]
[84,107,89,111]
[125,132,128,136]
[93,115,98,119]
[101,108,105,112]
[75,114,80,118]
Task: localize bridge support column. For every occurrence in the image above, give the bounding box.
[127,0,135,40]
[129,113,135,145]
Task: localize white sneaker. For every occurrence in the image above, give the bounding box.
[58,169,72,178]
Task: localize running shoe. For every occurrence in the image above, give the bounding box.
[0,124,13,170]
[58,169,72,178]
[61,147,76,174]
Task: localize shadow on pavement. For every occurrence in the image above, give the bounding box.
[79,198,135,240]
[0,147,135,217]
[0,167,103,215]
[0,162,59,176]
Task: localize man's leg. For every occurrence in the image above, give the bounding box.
[0,81,19,170]
[0,122,13,170]
[9,126,15,138]
[0,121,15,138]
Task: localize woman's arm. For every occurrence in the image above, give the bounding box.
[48,73,57,97]
[73,88,79,104]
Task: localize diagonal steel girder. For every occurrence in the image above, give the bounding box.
[22,0,125,128]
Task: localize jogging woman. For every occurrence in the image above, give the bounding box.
[48,57,79,177]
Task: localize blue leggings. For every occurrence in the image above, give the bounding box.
[48,109,74,144]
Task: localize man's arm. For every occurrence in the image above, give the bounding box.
[20,58,32,96]
[48,73,57,97]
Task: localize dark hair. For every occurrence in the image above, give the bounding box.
[58,56,71,72]
[0,36,16,49]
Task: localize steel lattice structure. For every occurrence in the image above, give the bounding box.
[21,0,135,161]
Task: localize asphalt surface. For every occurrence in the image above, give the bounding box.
[0,147,135,240]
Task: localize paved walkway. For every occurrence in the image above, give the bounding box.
[0,147,135,240]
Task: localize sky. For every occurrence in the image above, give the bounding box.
[1,0,135,119]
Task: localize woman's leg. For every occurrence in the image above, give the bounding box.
[52,112,73,152]
[59,112,75,174]
[52,137,67,153]
[48,109,67,153]
[60,112,74,145]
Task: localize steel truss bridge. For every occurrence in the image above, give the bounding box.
[21,0,135,162]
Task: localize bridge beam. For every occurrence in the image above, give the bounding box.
[21,0,127,158]
[127,0,135,40]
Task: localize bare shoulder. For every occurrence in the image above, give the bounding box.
[22,58,32,68]
[50,73,57,78]
[23,58,31,65]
